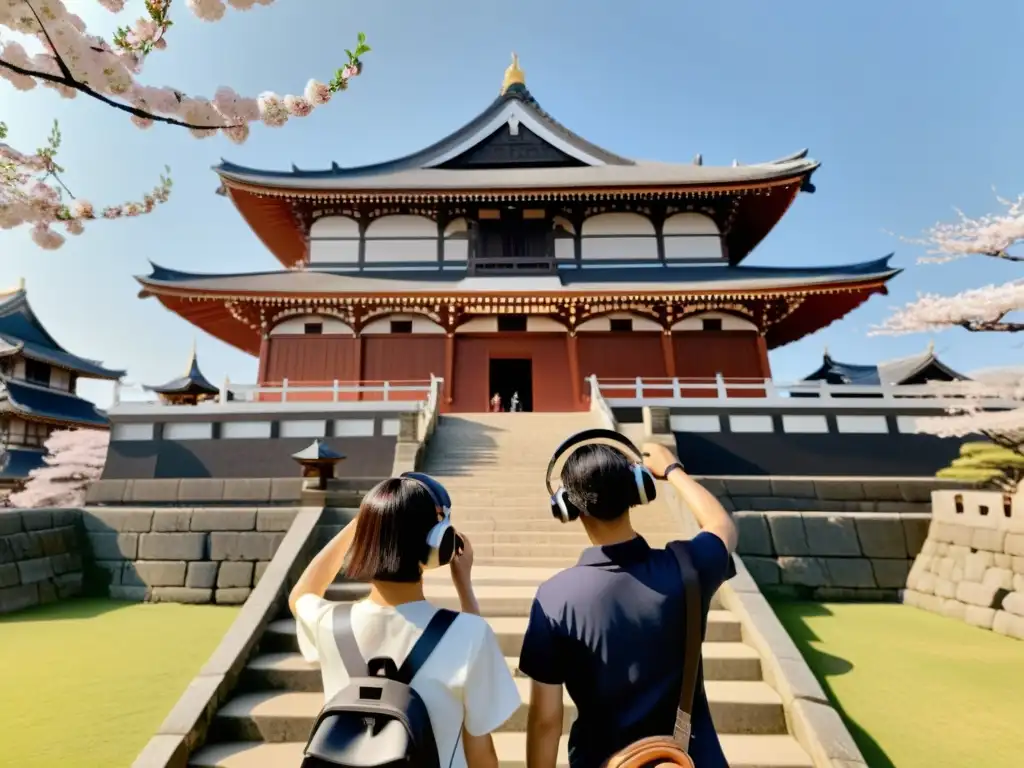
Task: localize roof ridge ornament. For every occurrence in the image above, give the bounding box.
[501,52,526,95]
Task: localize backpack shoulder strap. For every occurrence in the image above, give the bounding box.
[396,608,459,685]
[331,602,368,677]
[667,541,702,747]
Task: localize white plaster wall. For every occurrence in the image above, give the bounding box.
[836,415,890,434]
[663,212,723,260]
[220,421,272,439]
[163,422,213,440]
[443,217,469,261]
[49,367,72,392]
[270,315,354,336]
[334,419,375,437]
[527,317,566,332]
[670,414,722,433]
[671,312,758,332]
[781,415,829,434]
[555,238,576,260]
[577,312,662,332]
[309,216,360,264]
[455,317,498,333]
[361,314,445,335]
[111,422,155,442]
[729,415,774,433]
[279,419,326,438]
[581,213,657,261]
[365,215,437,263]
[6,417,26,443]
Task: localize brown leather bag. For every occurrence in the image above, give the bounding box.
[602,542,703,768]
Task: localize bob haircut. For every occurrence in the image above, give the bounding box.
[560,443,640,522]
[341,477,441,583]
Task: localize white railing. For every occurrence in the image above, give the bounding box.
[587,374,618,429]
[111,378,433,406]
[108,378,433,417]
[594,375,1023,410]
[417,375,445,443]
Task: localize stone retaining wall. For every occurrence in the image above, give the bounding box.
[735,511,931,601]
[84,507,301,605]
[904,490,1024,640]
[0,509,85,615]
[700,476,961,514]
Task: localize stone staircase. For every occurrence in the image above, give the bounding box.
[188,413,814,767]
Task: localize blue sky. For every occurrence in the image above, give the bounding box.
[2,0,1021,407]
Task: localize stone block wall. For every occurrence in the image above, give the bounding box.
[904,490,1024,640]
[699,476,961,514]
[83,507,300,605]
[735,511,931,601]
[0,509,85,615]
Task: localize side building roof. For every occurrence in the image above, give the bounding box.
[1,376,110,428]
[145,345,219,397]
[803,344,969,386]
[0,286,124,380]
[0,447,46,482]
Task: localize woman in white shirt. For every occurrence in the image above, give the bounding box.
[288,472,521,768]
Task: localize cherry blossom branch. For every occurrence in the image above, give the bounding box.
[871,280,1024,335]
[0,0,371,249]
[900,192,1024,264]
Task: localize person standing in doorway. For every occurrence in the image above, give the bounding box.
[490,392,503,412]
[510,392,520,412]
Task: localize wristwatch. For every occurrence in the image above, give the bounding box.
[663,462,685,479]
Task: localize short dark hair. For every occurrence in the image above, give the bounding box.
[342,477,439,583]
[560,443,640,521]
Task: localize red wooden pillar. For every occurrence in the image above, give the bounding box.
[444,334,455,405]
[756,334,771,379]
[257,333,270,385]
[660,331,677,379]
[354,335,364,401]
[566,332,582,408]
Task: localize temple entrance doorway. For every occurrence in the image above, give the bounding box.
[489,358,533,412]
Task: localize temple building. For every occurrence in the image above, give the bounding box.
[144,344,220,405]
[802,343,968,387]
[136,55,901,413]
[0,281,123,486]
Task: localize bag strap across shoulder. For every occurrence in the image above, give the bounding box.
[667,541,703,747]
[331,603,368,677]
[396,608,458,685]
[332,604,459,685]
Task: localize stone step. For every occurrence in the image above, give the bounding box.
[453,518,683,533]
[191,733,812,768]
[209,679,784,743]
[242,642,760,692]
[261,611,743,656]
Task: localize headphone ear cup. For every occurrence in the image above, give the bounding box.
[550,487,580,523]
[633,465,657,506]
[641,466,657,504]
[435,526,457,568]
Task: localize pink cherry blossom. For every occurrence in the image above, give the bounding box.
[8,429,110,509]
[305,79,332,105]
[284,95,313,117]
[1,0,368,249]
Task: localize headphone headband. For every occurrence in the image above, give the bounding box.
[544,428,645,496]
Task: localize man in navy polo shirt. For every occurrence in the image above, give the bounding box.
[519,441,738,768]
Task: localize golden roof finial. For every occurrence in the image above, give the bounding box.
[927,339,935,355]
[17,276,24,292]
[501,52,525,95]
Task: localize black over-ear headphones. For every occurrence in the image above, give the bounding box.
[400,472,463,569]
[545,429,657,523]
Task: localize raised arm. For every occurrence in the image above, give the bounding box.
[643,443,738,553]
[287,517,359,616]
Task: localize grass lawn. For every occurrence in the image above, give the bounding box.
[772,602,1024,768]
[0,598,239,767]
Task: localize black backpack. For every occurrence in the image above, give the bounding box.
[302,604,459,768]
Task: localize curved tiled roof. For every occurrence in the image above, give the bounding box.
[136,255,900,297]
[1,376,109,427]
[213,87,819,192]
[0,290,124,380]
[0,447,46,481]
[145,347,219,396]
